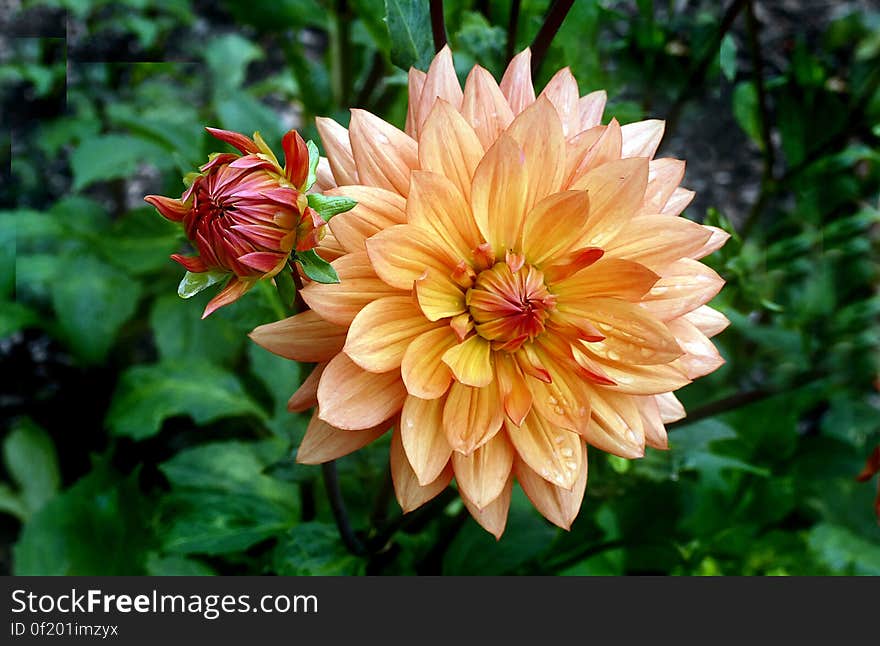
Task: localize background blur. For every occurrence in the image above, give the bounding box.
[2,0,879,575]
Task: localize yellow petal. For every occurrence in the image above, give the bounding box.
[461,475,512,539]
[639,258,724,321]
[326,185,406,253]
[514,446,588,530]
[405,67,427,138]
[668,317,725,379]
[249,310,347,362]
[452,432,514,509]
[506,412,583,490]
[401,326,458,399]
[349,109,418,196]
[287,363,325,412]
[577,90,606,131]
[407,170,482,261]
[552,257,658,302]
[605,214,712,271]
[443,380,505,454]
[441,335,493,387]
[315,117,358,185]
[582,385,645,458]
[366,223,455,290]
[620,119,665,159]
[570,157,649,248]
[401,395,453,485]
[539,67,579,137]
[301,251,400,326]
[415,269,466,321]
[296,411,390,464]
[391,427,453,513]
[416,45,463,133]
[344,295,438,373]
[317,353,407,430]
[418,101,484,200]
[461,65,514,150]
[525,342,592,435]
[499,48,535,115]
[521,190,591,266]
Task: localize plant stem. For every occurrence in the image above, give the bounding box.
[544,539,628,574]
[430,0,447,52]
[530,0,575,77]
[506,0,522,64]
[329,0,353,107]
[322,461,368,556]
[745,0,774,183]
[356,51,387,108]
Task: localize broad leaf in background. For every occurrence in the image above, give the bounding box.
[150,293,245,367]
[1,418,60,520]
[70,134,172,191]
[106,361,266,440]
[273,523,366,575]
[385,0,434,71]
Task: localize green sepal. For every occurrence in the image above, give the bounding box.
[304,140,320,191]
[306,193,357,222]
[295,250,339,284]
[177,270,228,298]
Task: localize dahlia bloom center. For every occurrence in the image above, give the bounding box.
[467,260,556,350]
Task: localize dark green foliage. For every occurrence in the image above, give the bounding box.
[2,0,878,576]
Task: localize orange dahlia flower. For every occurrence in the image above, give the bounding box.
[251,47,729,537]
[146,127,325,317]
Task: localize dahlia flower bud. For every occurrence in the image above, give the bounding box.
[145,127,342,318]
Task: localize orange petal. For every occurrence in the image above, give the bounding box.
[514,446,588,530]
[605,214,712,271]
[301,251,400,326]
[202,277,253,318]
[249,310,347,362]
[314,157,336,191]
[443,380,505,454]
[655,392,686,423]
[407,170,482,261]
[296,411,390,464]
[366,223,455,291]
[661,187,696,216]
[641,158,686,213]
[461,65,515,150]
[668,317,725,379]
[405,67,427,138]
[572,298,683,365]
[495,352,533,426]
[539,67,579,137]
[565,119,623,187]
[401,395,453,485]
[315,117,358,185]
[418,101,484,201]
[391,426,453,513]
[579,352,691,395]
[582,385,646,458]
[287,363,326,412]
[570,157,649,248]
[525,343,592,435]
[521,190,591,266]
[639,258,725,321]
[683,305,730,338]
[326,185,406,253]
[636,395,668,450]
[416,45,463,134]
[461,475,512,539]
[452,432,514,509]
[506,411,583,489]
[344,295,438,373]
[577,90,606,131]
[441,335,493,387]
[620,119,665,159]
[691,225,730,260]
[317,353,407,430]
[401,326,458,399]
[349,109,418,196]
[499,48,535,115]
[553,257,658,302]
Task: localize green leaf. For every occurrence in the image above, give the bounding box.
[3,418,60,519]
[145,553,216,576]
[13,466,155,575]
[106,361,265,440]
[0,302,40,338]
[247,342,306,438]
[177,270,228,298]
[50,254,142,363]
[384,0,434,71]
[150,293,244,366]
[305,139,320,191]
[0,483,26,520]
[808,523,880,575]
[215,93,283,147]
[296,249,339,284]
[70,134,171,191]
[98,207,183,276]
[204,33,263,93]
[273,523,366,575]
[307,193,357,221]
[719,33,737,81]
[732,82,762,149]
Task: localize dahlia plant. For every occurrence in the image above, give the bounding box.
[247,47,729,537]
